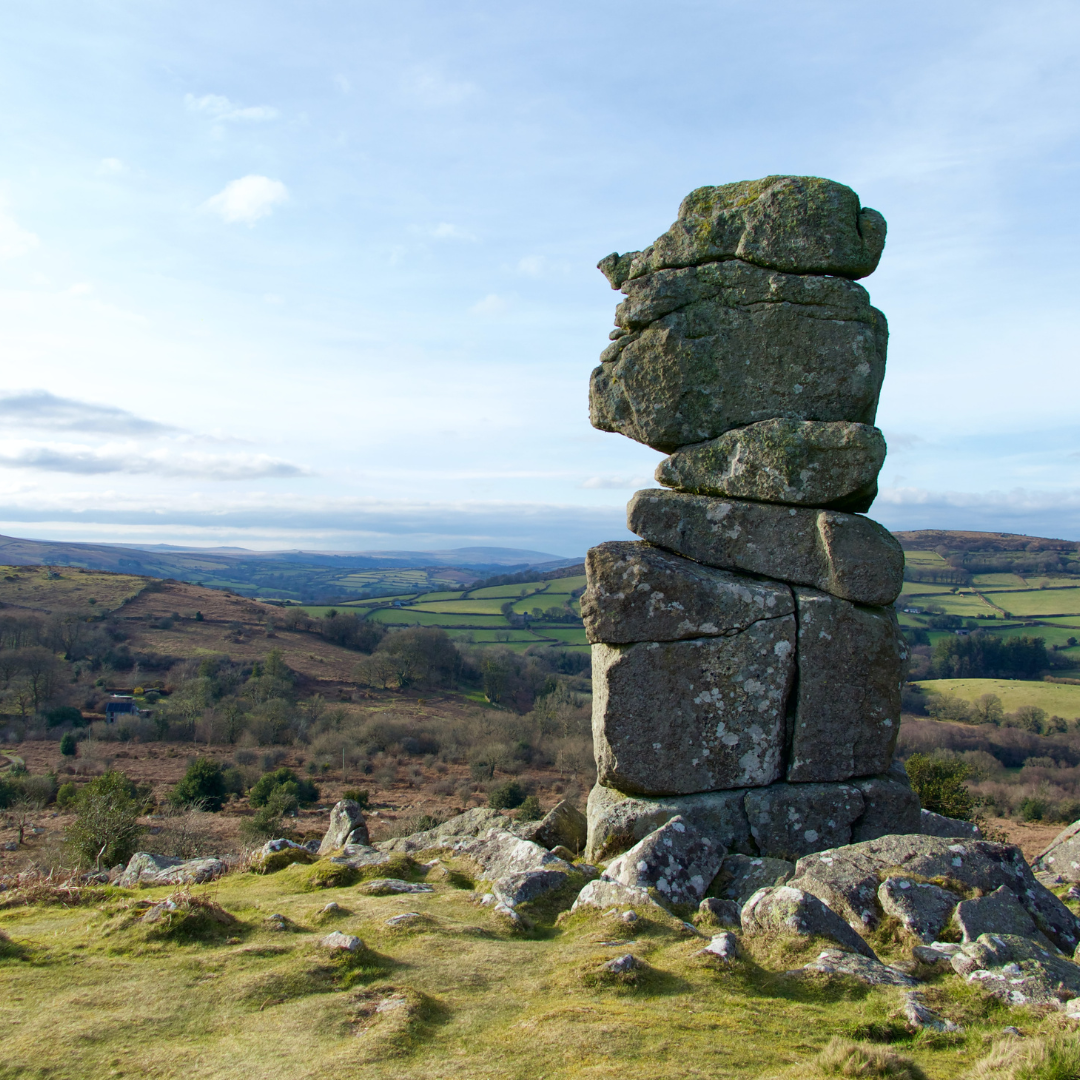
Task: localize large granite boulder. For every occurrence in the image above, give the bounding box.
[877,876,958,943]
[570,878,671,921]
[592,616,796,796]
[787,588,905,782]
[1033,819,1080,881]
[954,886,1042,944]
[627,490,904,607]
[455,828,575,909]
[598,176,886,287]
[710,854,795,905]
[790,835,1080,951]
[850,769,922,842]
[585,783,752,863]
[591,261,887,453]
[744,782,865,859]
[950,933,1080,1006]
[376,807,506,854]
[602,816,725,907]
[582,540,793,644]
[655,419,885,512]
[741,884,877,959]
[318,799,369,855]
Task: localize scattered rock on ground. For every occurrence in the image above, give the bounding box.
[741,885,877,959]
[902,992,961,1032]
[603,816,725,906]
[698,931,739,960]
[951,933,1080,1006]
[319,800,369,854]
[878,876,959,944]
[361,879,434,896]
[454,828,574,910]
[798,949,917,987]
[330,844,391,870]
[377,808,506,854]
[602,953,642,974]
[511,800,588,854]
[116,853,225,888]
[570,879,670,921]
[321,931,362,952]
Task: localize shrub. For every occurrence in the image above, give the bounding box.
[59,733,77,757]
[342,788,370,808]
[469,757,496,782]
[56,781,77,809]
[170,758,228,811]
[517,794,543,821]
[46,705,84,728]
[239,789,296,845]
[65,771,145,869]
[1019,796,1050,822]
[905,753,976,821]
[249,767,319,809]
[488,779,526,810]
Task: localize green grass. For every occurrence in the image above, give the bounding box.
[970,573,1028,588]
[902,551,947,565]
[368,609,511,628]
[981,588,1080,617]
[915,677,1080,717]
[408,599,513,614]
[534,627,590,646]
[0,865,1037,1080]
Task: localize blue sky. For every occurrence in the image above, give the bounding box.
[0,0,1078,556]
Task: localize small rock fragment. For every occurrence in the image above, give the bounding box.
[698,931,739,960]
[698,897,742,926]
[362,878,434,896]
[602,954,642,974]
[321,931,362,952]
[902,992,961,1032]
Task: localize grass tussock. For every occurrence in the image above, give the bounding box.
[101,889,241,946]
[808,1037,929,1079]
[0,871,112,910]
[962,1033,1080,1079]
[251,847,317,874]
[348,984,444,1062]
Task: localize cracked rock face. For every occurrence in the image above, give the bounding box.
[741,884,877,959]
[627,490,904,607]
[598,176,886,287]
[591,260,887,453]
[603,816,726,906]
[787,588,905,782]
[582,540,793,645]
[655,419,885,512]
[744,782,865,860]
[592,615,796,796]
[877,876,959,943]
[711,854,795,905]
[1034,819,1080,881]
[950,933,1080,1007]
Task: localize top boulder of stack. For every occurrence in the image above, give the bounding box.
[599,175,886,288]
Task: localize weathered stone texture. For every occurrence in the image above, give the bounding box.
[850,772,922,842]
[603,816,726,906]
[741,884,877,958]
[877,876,958,943]
[592,616,796,796]
[744,782,865,859]
[787,588,905,782]
[591,261,887,452]
[627,490,904,606]
[582,540,793,645]
[598,176,887,287]
[655,419,885,512]
[710,854,795,905]
[1034,819,1080,881]
[585,783,752,863]
[319,799,369,855]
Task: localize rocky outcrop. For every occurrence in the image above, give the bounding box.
[741,884,878,959]
[116,853,225,888]
[1033,819,1080,880]
[877,876,958,943]
[377,807,506,854]
[510,799,588,854]
[950,933,1080,1006]
[710,854,795,905]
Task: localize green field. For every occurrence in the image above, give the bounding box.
[981,588,1080,617]
[408,599,513,614]
[915,678,1080,717]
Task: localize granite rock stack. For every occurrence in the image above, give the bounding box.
[583,175,918,862]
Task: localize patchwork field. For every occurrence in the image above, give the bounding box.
[915,678,1080,718]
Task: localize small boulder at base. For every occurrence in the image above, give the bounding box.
[602,816,726,907]
[920,809,981,839]
[877,876,959,944]
[698,897,743,926]
[362,879,434,896]
[116,853,225,888]
[570,879,670,921]
[953,886,1040,944]
[319,800,369,855]
[950,933,1080,1006]
[850,769,921,842]
[741,885,877,960]
[698,931,739,960]
[517,800,588,854]
[711,854,795,905]
[492,870,570,908]
[377,807,506,854]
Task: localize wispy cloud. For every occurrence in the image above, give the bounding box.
[469,294,508,316]
[432,222,476,241]
[0,391,177,435]
[184,93,278,122]
[0,444,309,480]
[203,176,289,225]
[0,210,39,259]
[96,158,125,175]
[580,475,652,490]
[405,66,477,107]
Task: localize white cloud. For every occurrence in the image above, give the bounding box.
[517,256,546,276]
[405,66,477,107]
[184,93,278,122]
[97,158,125,174]
[0,391,177,434]
[432,222,476,241]
[0,442,309,480]
[469,294,508,316]
[0,212,39,259]
[203,176,289,225]
[580,475,652,490]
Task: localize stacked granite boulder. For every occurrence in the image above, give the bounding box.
[583,175,918,863]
